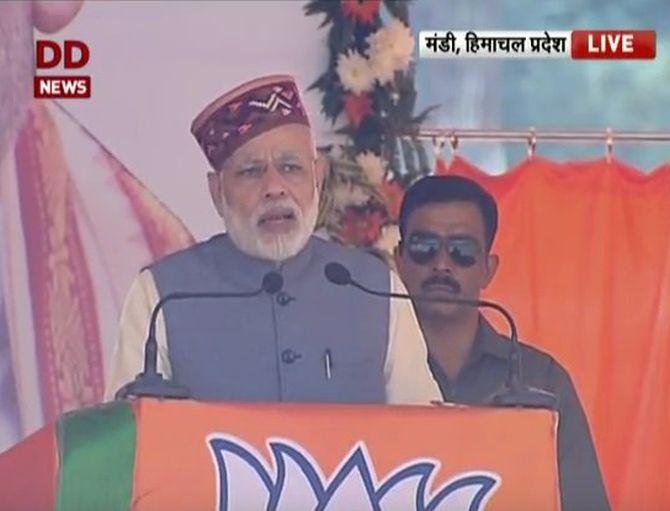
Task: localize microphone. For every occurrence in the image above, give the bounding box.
[115,270,284,400]
[324,262,556,409]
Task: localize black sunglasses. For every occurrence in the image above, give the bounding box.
[405,231,482,267]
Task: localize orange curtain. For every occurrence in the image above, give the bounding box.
[438,156,670,510]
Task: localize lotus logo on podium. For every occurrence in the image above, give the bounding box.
[208,435,501,510]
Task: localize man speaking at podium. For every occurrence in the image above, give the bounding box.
[105,75,440,405]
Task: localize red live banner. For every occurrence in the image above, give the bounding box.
[571,30,656,59]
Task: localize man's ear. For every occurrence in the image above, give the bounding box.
[207,171,225,218]
[483,253,499,288]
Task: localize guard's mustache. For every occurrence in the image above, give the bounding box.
[421,274,462,293]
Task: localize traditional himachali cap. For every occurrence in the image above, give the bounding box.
[191,74,311,171]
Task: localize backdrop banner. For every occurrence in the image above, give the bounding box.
[438,156,670,510]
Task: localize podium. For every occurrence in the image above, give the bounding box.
[0,399,560,510]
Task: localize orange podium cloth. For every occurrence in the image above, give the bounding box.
[0,398,560,510]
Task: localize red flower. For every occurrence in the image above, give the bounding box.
[343,92,373,129]
[338,207,384,246]
[340,0,381,25]
[379,180,405,222]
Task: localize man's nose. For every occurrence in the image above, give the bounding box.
[261,163,288,200]
[431,246,454,273]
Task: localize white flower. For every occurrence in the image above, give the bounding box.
[336,50,375,94]
[356,151,387,185]
[367,19,415,78]
[369,49,396,85]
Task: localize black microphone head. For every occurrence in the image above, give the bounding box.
[324,262,351,286]
[262,271,284,295]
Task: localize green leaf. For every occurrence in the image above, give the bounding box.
[383,0,410,24]
[335,125,356,137]
[395,91,414,119]
[354,116,384,154]
[329,17,355,53]
[411,104,440,127]
[374,86,393,113]
[303,1,323,16]
[319,14,335,29]
[304,0,341,19]
[322,85,344,122]
[307,72,329,92]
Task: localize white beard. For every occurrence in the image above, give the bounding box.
[220,190,319,262]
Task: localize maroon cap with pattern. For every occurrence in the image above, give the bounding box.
[191,74,310,170]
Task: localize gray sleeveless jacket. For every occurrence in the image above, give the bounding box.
[149,234,390,403]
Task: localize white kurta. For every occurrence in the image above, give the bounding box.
[106,266,440,405]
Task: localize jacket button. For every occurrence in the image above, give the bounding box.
[281,349,302,364]
[276,291,295,306]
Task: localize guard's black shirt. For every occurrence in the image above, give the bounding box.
[428,317,610,511]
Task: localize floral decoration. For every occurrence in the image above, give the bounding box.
[305,0,436,257]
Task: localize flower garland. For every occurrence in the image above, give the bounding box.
[305,0,435,257]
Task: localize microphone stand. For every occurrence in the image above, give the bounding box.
[115,271,283,400]
[325,263,556,409]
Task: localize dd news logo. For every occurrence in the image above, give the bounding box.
[34,40,91,99]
